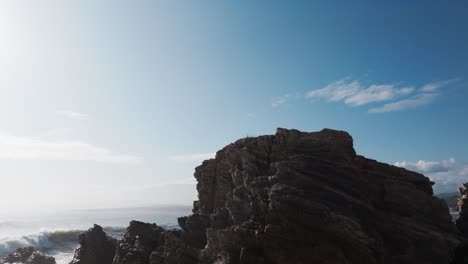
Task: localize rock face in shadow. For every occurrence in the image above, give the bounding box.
[112,221,165,264]
[452,183,468,264]
[187,128,459,264]
[456,183,468,236]
[0,247,56,264]
[70,128,462,264]
[70,225,117,264]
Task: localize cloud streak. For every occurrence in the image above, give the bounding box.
[368,93,438,113]
[0,133,142,164]
[307,80,414,106]
[306,78,459,113]
[394,158,456,174]
[394,157,467,193]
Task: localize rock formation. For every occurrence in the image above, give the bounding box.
[70,225,117,264]
[0,247,56,264]
[456,183,468,236]
[70,128,462,264]
[113,221,165,264]
[452,183,468,264]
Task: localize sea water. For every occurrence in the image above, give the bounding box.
[0,205,192,264]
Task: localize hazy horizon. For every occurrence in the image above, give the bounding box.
[0,1,467,211]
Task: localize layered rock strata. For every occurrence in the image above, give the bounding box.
[71,128,461,264]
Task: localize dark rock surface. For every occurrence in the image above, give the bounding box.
[457,183,468,236]
[71,128,463,264]
[70,225,117,264]
[0,247,56,264]
[452,183,468,264]
[112,221,165,264]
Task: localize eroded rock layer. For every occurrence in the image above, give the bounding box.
[71,128,462,264]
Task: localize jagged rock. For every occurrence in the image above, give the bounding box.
[457,183,468,236]
[0,247,56,264]
[0,246,35,263]
[149,230,200,264]
[191,128,459,264]
[26,251,56,264]
[70,128,462,264]
[451,183,468,264]
[113,221,165,264]
[70,224,117,264]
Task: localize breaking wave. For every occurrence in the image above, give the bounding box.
[0,227,126,257]
[0,229,80,256]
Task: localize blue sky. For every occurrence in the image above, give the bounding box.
[0,1,467,210]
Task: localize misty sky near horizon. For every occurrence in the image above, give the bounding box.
[0,1,467,211]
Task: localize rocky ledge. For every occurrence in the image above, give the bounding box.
[0,247,55,264]
[71,128,468,264]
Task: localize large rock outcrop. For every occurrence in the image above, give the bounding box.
[71,128,462,264]
[456,183,468,236]
[0,247,56,264]
[112,221,165,264]
[70,225,117,264]
[452,183,468,264]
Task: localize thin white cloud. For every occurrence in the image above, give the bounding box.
[169,153,215,162]
[307,78,459,113]
[345,85,414,106]
[272,97,288,108]
[307,79,414,106]
[272,93,299,108]
[58,110,89,120]
[0,133,142,164]
[419,78,460,92]
[307,79,361,102]
[395,158,456,173]
[368,93,438,113]
[394,158,467,194]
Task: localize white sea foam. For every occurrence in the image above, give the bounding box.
[0,229,80,255]
[0,205,191,264]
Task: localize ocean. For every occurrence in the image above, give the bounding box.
[0,205,192,264]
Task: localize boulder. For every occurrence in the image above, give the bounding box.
[112,221,165,264]
[452,183,468,264]
[456,183,468,236]
[69,224,117,264]
[26,251,56,264]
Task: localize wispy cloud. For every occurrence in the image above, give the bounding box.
[307,79,414,106]
[0,133,142,164]
[307,79,361,102]
[58,110,89,120]
[419,78,460,92]
[272,96,288,108]
[395,158,456,174]
[306,78,460,113]
[394,157,467,193]
[271,93,299,108]
[368,93,438,113]
[169,152,215,162]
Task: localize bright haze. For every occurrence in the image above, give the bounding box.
[0,1,467,211]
